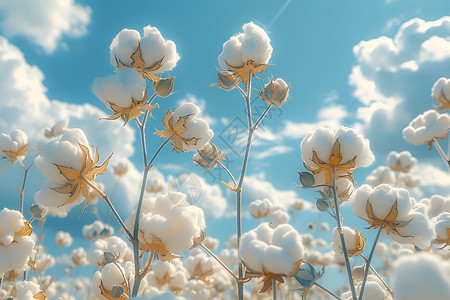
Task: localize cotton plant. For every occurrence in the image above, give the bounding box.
[82,220,115,240]
[249,199,272,219]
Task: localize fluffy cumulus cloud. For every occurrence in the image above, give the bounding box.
[0,36,145,212]
[349,17,450,156]
[0,0,91,53]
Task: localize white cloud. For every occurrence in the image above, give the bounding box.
[410,162,450,196]
[0,0,91,54]
[349,17,450,157]
[253,145,293,160]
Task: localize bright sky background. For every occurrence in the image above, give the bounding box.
[1,0,450,293]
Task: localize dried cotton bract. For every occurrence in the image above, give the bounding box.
[331,226,366,257]
[402,109,450,147]
[0,129,28,174]
[34,128,111,215]
[110,25,180,81]
[301,126,374,186]
[431,77,450,111]
[93,68,157,125]
[125,192,206,261]
[0,208,35,276]
[156,103,214,153]
[239,223,304,292]
[192,142,226,172]
[218,22,272,85]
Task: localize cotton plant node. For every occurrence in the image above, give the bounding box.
[139,233,183,262]
[101,89,159,125]
[51,143,112,214]
[242,259,303,293]
[361,199,413,237]
[219,178,240,192]
[156,109,200,153]
[0,142,29,174]
[224,59,268,88]
[114,41,164,83]
[303,139,357,186]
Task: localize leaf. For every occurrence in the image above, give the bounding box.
[298,171,315,188]
[316,199,329,212]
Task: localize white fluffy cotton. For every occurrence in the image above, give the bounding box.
[239,223,304,275]
[110,25,179,73]
[218,22,272,70]
[249,198,272,219]
[86,235,132,266]
[0,129,28,162]
[331,226,362,256]
[16,281,43,300]
[0,208,35,276]
[125,192,206,254]
[433,212,450,245]
[420,195,450,217]
[91,261,135,299]
[386,151,417,172]
[82,220,114,240]
[403,110,450,145]
[341,275,391,300]
[392,253,450,300]
[93,68,146,110]
[55,231,72,247]
[432,77,450,107]
[301,126,375,171]
[34,128,91,215]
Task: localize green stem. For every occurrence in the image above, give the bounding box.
[358,226,383,300]
[331,166,357,300]
[131,138,170,297]
[314,282,341,300]
[236,73,253,300]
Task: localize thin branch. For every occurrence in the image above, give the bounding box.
[359,254,392,293]
[217,161,237,187]
[252,104,272,131]
[272,278,277,300]
[82,178,133,240]
[331,166,357,300]
[433,138,450,171]
[314,282,341,300]
[200,243,239,281]
[358,226,383,300]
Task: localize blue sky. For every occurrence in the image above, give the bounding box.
[1,0,450,293]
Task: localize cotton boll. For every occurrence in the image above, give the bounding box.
[0,129,28,163]
[218,22,272,70]
[398,173,421,188]
[433,212,450,245]
[93,68,146,110]
[44,119,69,139]
[249,198,272,219]
[0,208,35,276]
[403,110,450,145]
[374,242,388,259]
[182,279,209,300]
[331,226,365,257]
[421,195,450,217]
[91,262,135,299]
[185,251,215,279]
[55,231,73,247]
[386,151,417,172]
[109,28,140,67]
[86,236,132,266]
[366,166,396,187]
[16,281,44,300]
[392,253,450,300]
[34,252,55,272]
[240,223,304,276]
[125,192,206,255]
[71,247,88,266]
[431,77,450,110]
[341,275,391,300]
[269,209,290,228]
[203,236,219,251]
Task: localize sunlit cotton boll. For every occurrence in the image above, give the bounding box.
[71,247,88,266]
[0,129,28,167]
[403,109,450,145]
[249,198,272,219]
[341,275,392,300]
[351,184,436,249]
[219,248,238,266]
[34,128,91,215]
[421,195,450,217]
[91,262,136,299]
[240,223,304,276]
[44,119,69,139]
[93,68,146,110]
[16,281,45,300]
[125,192,206,254]
[269,209,290,228]
[218,22,272,70]
[433,212,450,246]
[55,231,72,247]
[301,126,374,185]
[366,166,396,187]
[86,236,133,267]
[34,252,55,272]
[110,25,180,73]
[0,208,35,276]
[182,279,209,300]
[386,151,417,173]
[431,77,450,111]
[392,253,450,300]
[157,103,214,153]
[331,226,365,257]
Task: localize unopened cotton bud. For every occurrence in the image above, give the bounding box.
[211,68,238,90]
[153,76,175,97]
[258,77,291,107]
